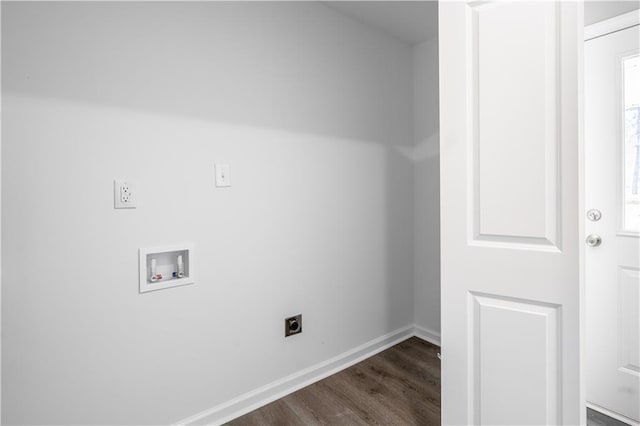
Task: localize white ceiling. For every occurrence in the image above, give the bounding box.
[325,1,640,43]
[584,1,639,25]
[324,1,438,46]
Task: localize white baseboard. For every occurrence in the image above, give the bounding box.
[175,325,415,425]
[587,402,639,426]
[413,325,441,346]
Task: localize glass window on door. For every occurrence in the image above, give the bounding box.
[623,54,640,232]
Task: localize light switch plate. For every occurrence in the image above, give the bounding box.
[114,180,136,209]
[215,164,231,187]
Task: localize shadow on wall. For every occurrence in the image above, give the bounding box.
[410,34,441,335]
[2,1,413,147]
[385,145,416,334]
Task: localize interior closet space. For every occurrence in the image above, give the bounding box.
[1,2,440,424]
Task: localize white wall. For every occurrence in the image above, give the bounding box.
[412,37,440,337]
[1,2,416,424]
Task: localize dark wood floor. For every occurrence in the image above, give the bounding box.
[226,337,441,425]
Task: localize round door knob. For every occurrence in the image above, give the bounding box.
[586,234,602,247]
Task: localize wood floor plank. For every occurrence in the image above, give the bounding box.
[228,399,303,426]
[345,360,438,425]
[322,366,413,425]
[362,354,440,423]
[283,381,370,426]
[377,345,441,394]
[225,337,441,425]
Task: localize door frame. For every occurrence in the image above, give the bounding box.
[585,10,640,41]
[1,2,3,422]
[582,9,640,426]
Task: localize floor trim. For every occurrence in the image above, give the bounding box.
[175,324,417,425]
[413,325,441,346]
[587,402,639,426]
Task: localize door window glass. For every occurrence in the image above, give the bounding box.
[623,54,640,232]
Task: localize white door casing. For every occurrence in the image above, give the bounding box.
[439,2,582,425]
[585,15,640,424]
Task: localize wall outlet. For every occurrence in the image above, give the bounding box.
[285,314,302,337]
[114,180,136,209]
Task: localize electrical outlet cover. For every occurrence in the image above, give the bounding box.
[114,180,136,209]
[285,314,302,337]
[215,164,231,187]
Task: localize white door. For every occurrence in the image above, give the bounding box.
[585,18,640,424]
[439,2,582,425]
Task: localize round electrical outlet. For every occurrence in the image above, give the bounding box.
[288,319,299,331]
[285,314,302,337]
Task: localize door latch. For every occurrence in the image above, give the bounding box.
[585,234,602,247]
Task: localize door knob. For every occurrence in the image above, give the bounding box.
[586,234,602,247]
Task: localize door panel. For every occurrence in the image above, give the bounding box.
[470,293,561,425]
[473,2,560,246]
[619,267,639,375]
[439,2,582,424]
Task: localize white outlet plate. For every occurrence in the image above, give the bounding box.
[215,164,231,187]
[114,180,136,209]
